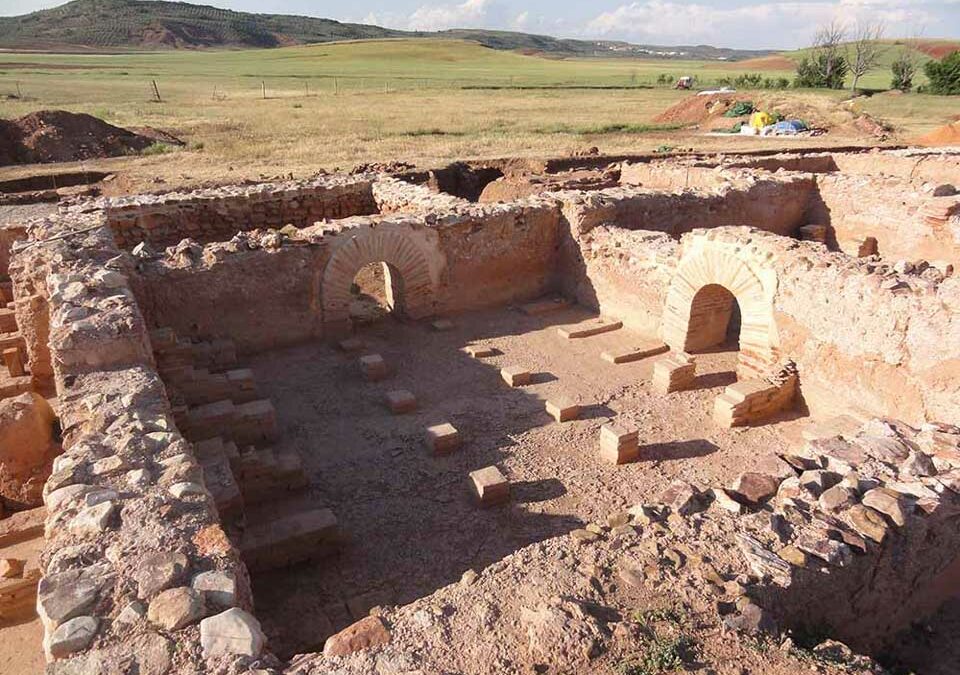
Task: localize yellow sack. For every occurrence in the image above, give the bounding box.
[750,111,774,130]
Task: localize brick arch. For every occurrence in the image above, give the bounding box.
[662,247,777,377]
[321,228,436,327]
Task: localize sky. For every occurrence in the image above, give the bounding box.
[0,0,957,50]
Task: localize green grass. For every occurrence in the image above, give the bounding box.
[0,38,955,190]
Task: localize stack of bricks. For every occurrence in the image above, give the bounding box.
[920,195,960,227]
[0,285,29,397]
[183,399,279,447]
[713,361,799,428]
[599,422,640,464]
[652,353,697,394]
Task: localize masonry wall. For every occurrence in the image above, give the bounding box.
[132,202,563,353]
[809,174,960,265]
[562,177,814,240]
[92,177,379,250]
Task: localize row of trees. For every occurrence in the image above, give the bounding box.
[795,21,959,94]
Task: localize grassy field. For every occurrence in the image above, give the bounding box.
[0,39,956,188]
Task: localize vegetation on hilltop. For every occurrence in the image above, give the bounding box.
[0,0,771,60]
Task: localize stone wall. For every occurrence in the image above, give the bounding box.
[80,176,379,251]
[131,200,562,353]
[560,175,814,240]
[809,174,960,264]
[9,213,272,672]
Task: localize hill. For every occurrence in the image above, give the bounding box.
[0,0,771,60]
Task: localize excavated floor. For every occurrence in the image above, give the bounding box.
[244,306,813,656]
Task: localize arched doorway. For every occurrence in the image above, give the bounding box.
[684,283,741,352]
[349,261,405,324]
[321,227,437,333]
[662,246,777,378]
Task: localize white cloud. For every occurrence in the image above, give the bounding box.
[406,0,506,31]
[585,0,941,49]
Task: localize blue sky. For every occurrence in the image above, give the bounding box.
[1,0,957,49]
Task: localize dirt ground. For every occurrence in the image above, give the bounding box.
[0,535,46,675]
[245,304,812,658]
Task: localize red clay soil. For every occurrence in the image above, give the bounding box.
[916,122,960,147]
[0,110,182,166]
[914,41,960,59]
[653,94,749,125]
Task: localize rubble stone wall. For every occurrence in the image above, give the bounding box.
[87,176,379,250]
[8,214,267,673]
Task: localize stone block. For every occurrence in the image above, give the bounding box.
[384,390,417,414]
[424,423,460,455]
[0,308,17,334]
[323,615,391,657]
[468,466,511,506]
[3,347,24,377]
[546,398,580,423]
[338,337,365,353]
[651,355,697,394]
[359,354,388,381]
[558,317,622,339]
[240,508,339,572]
[501,366,531,387]
[464,344,497,358]
[431,319,454,332]
[200,608,266,659]
[601,342,669,365]
[521,296,572,316]
[599,422,639,464]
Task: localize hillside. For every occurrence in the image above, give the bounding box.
[0,0,770,60]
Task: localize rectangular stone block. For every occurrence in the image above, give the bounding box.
[0,308,17,334]
[546,399,580,423]
[501,366,531,387]
[359,354,388,381]
[431,319,454,332]
[558,318,622,340]
[469,466,510,506]
[240,508,339,572]
[234,399,279,445]
[424,423,460,455]
[521,296,572,316]
[651,355,697,394]
[464,345,497,358]
[385,390,417,414]
[338,337,365,353]
[600,342,669,365]
[599,422,639,464]
[3,347,24,377]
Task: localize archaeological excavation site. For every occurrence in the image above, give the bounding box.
[0,145,959,675]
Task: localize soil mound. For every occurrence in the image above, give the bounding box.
[916,122,960,147]
[914,41,960,59]
[0,110,182,166]
[654,94,749,125]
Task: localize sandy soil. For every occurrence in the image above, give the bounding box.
[245,305,811,657]
[0,535,45,675]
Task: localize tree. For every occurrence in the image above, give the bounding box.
[890,45,919,91]
[925,50,960,94]
[849,21,885,91]
[795,21,850,89]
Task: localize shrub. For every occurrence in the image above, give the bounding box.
[140,142,173,156]
[794,53,849,89]
[924,50,960,95]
